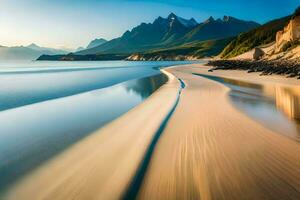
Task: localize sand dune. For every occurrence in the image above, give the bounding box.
[137,65,300,200]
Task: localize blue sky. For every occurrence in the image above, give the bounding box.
[0,0,298,49]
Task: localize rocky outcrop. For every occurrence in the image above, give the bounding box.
[232,9,300,61]
[276,15,300,52]
[207,59,300,78]
[207,8,300,79]
[253,48,265,60]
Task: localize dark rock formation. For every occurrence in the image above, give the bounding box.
[253,48,265,60]
[207,59,300,79]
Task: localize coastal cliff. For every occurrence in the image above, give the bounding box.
[276,9,300,52]
[220,7,300,61]
[263,9,300,60]
[207,8,300,78]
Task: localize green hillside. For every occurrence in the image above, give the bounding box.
[220,15,291,58]
[129,38,232,60]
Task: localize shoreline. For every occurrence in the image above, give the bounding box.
[4,64,300,199]
[186,63,300,86]
[123,70,185,199]
[4,70,181,200]
[137,64,300,199]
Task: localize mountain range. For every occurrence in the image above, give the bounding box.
[0,39,109,60]
[0,44,69,60]
[73,38,108,53]
[86,38,107,49]
[77,13,259,55]
[35,13,262,61]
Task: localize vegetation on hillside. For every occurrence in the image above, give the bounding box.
[220,16,291,58]
[281,40,300,52]
[130,38,232,59]
[293,7,300,18]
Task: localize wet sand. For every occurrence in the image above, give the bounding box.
[137,65,300,200]
[4,65,300,200]
[4,71,181,200]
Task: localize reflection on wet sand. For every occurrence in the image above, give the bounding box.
[0,74,167,195]
[227,80,300,121]
[138,68,300,200]
[195,74,300,141]
[125,74,168,98]
[3,71,178,200]
[272,86,300,119]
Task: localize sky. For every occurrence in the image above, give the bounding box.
[0,0,298,49]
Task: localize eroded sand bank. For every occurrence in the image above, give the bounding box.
[137,65,300,200]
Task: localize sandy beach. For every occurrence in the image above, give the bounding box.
[4,71,181,200]
[138,65,300,200]
[4,64,300,200]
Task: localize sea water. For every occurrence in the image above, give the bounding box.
[0,60,195,193]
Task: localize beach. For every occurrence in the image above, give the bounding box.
[4,70,181,200]
[4,64,300,200]
[138,65,300,200]
[2,2,300,199]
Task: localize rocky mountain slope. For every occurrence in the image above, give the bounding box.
[77,13,259,55]
[86,38,107,49]
[182,16,258,43]
[221,7,300,61]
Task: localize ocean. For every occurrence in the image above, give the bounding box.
[0,60,196,193]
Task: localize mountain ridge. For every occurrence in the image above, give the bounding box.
[77,13,259,55]
[86,38,107,49]
[26,43,69,55]
[0,44,69,60]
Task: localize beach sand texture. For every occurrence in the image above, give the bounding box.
[4,71,180,200]
[137,66,300,200]
[4,65,300,200]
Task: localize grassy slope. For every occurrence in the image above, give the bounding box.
[38,38,230,60]
[135,38,232,58]
[220,16,291,59]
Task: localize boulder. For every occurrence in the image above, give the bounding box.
[253,48,265,60]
